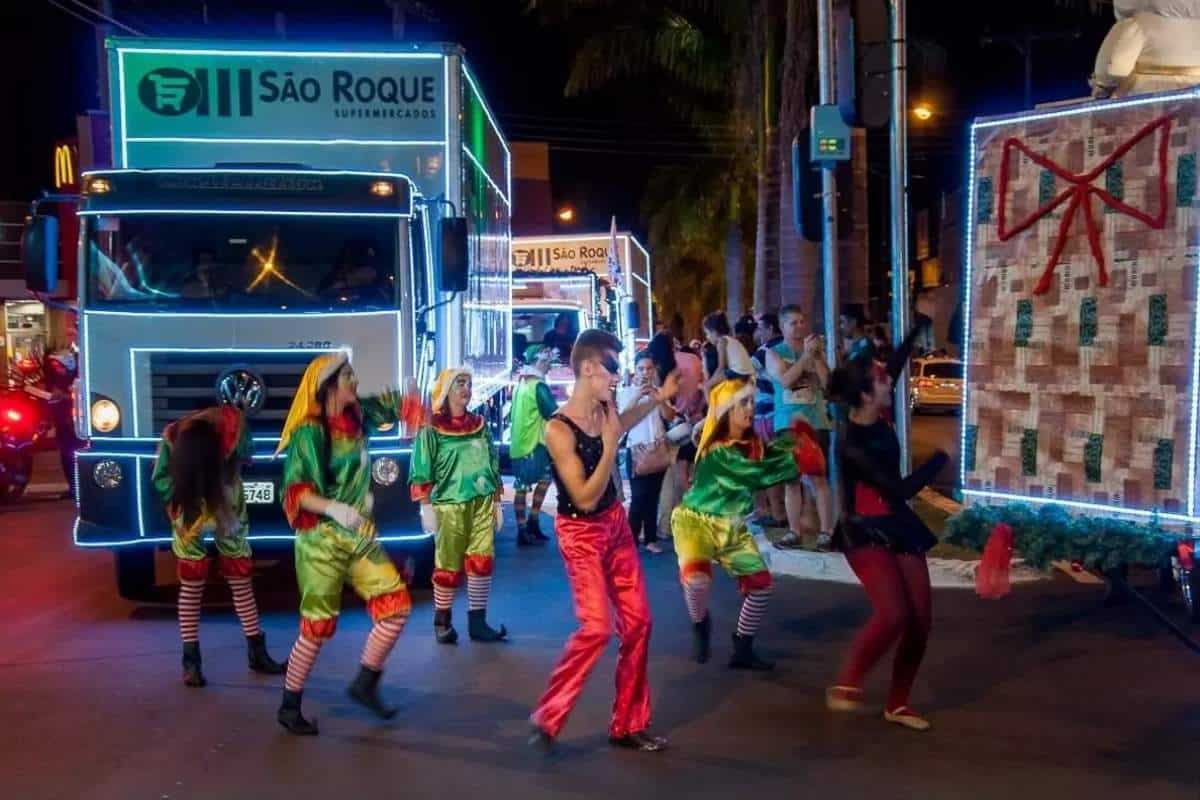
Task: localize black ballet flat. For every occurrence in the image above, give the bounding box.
[608,730,667,752]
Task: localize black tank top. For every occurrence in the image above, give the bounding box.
[550,412,618,518]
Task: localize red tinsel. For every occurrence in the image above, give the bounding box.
[976,522,1015,599]
[790,419,826,477]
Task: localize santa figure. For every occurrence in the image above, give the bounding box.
[1092,0,1200,98]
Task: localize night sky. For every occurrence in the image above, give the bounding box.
[3,1,1117,235]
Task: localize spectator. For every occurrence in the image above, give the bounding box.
[702,311,755,392]
[840,304,873,362]
[734,314,758,361]
[766,304,834,550]
[871,324,893,364]
[751,313,786,528]
[617,350,678,554]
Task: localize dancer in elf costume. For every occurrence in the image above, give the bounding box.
[672,378,825,670]
[410,367,507,644]
[510,344,557,546]
[275,352,419,735]
[152,405,286,687]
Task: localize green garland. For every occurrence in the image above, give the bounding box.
[943,502,1187,571]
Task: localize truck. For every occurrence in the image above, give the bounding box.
[509,231,652,395]
[21,38,512,599]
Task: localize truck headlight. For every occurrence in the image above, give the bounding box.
[371,456,400,487]
[92,459,123,489]
[91,398,120,433]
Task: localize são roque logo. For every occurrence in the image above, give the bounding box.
[136,65,438,119]
[138,68,203,116]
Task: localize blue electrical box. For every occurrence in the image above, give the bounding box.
[810,104,851,164]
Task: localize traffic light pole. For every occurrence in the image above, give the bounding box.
[816,0,842,516]
[889,0,912,473]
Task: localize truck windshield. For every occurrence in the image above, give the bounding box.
[85,214,400,311]
[513,307,581,363]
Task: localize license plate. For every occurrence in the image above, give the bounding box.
[243,481,276,505]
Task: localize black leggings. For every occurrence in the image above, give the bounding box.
[628,470,666,545]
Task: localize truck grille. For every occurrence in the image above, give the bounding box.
[148,352,313,435]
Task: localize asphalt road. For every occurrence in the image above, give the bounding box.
[2,498,1198,800]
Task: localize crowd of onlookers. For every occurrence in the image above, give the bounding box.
[508,303,905,556]
[611,304,895,556]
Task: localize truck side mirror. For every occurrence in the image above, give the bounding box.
[21,214,59,293]
[624,300,640,332]
[438,216,469,293]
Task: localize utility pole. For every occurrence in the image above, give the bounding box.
[816,0,842,514]
[889,0,911,472]
[981,31,1081,108]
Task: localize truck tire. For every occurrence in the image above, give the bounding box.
[114,549,156,602]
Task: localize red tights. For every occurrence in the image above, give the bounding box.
[836,547,931,711]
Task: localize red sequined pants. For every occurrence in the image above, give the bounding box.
[531,502,652,738]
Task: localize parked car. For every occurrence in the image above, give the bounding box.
[910,356,963,414]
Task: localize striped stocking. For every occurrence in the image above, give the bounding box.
[467,574,491,612]
[736,587,772,638]
[225,576,262,637]
[360,616,406,670]
[178,580,205,643]
[284,636,323,692]
[530,480,550,514]
[682,576,711,623]
[514,489,529,527]
[433,584,456,611]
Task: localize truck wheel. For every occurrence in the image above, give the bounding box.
[114,549,157,601]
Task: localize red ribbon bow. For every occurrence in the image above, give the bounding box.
[997,115,1171,295]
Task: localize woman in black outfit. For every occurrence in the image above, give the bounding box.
[826,296,948,732]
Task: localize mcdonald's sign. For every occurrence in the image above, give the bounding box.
[53,143,78,190]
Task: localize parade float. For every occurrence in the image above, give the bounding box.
[22,38,513,598]
[945,2,1200,626]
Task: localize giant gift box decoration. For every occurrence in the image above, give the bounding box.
[964,92,1200,520]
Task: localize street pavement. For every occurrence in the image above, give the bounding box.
[2,497,1198,800]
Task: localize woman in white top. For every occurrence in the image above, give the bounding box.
[618,351,677,554]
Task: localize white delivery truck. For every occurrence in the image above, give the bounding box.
[22,38,511,598]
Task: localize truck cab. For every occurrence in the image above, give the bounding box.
[23,38,513,599]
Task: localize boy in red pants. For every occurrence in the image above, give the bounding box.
[529,329,678,754]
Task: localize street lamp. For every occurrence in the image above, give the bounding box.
[912,103,934,122]
[556,206,576,223]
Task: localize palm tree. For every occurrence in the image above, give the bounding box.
[776,0,818,319]
[526,1,763,320]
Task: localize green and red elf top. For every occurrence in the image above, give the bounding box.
[151,405,253,580]
[682,378,827,520]
[277,353,422,535]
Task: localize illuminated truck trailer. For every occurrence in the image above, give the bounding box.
[25,39,511,598]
